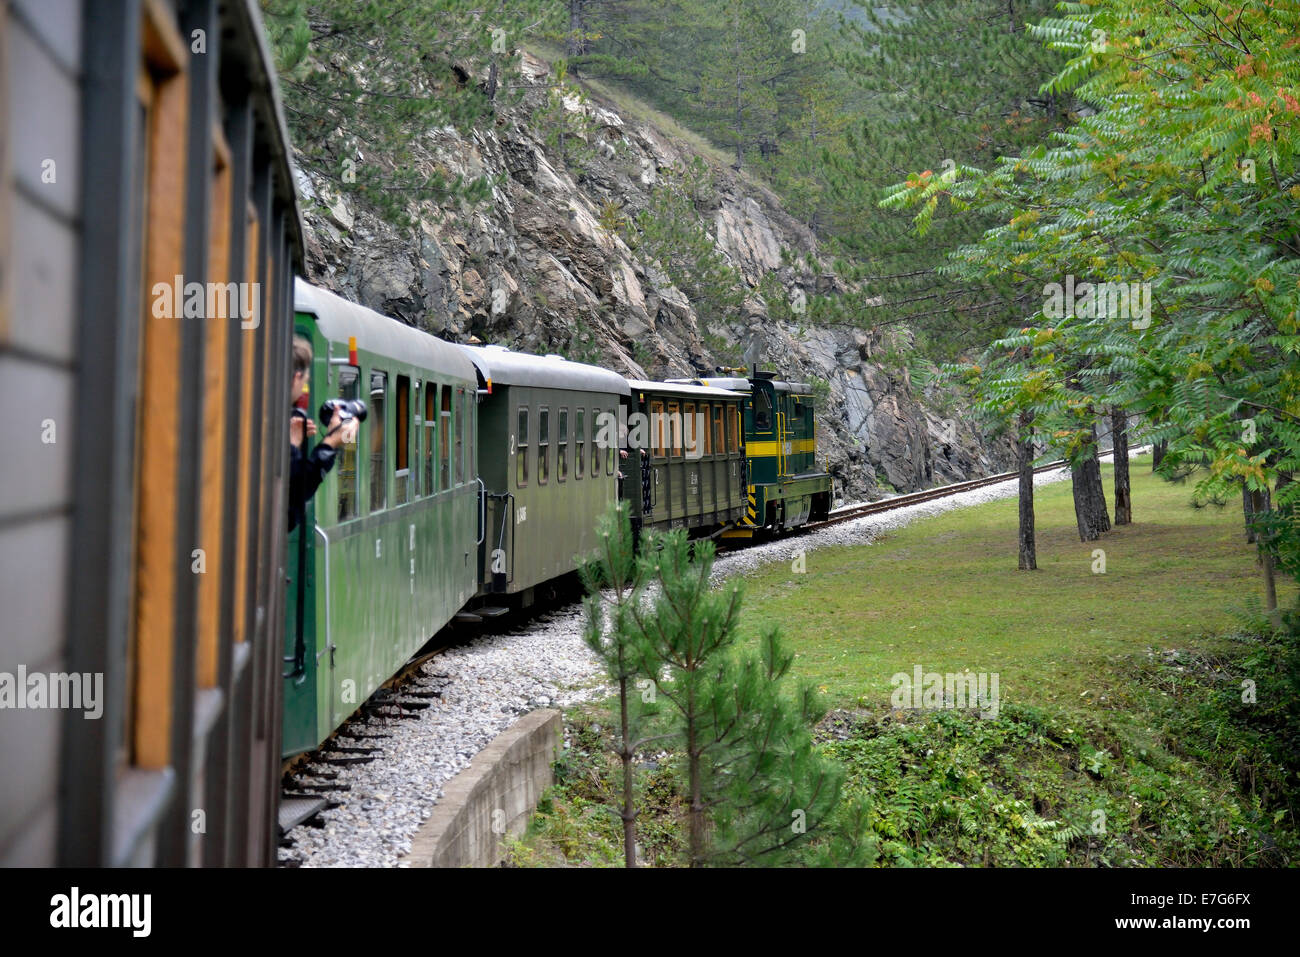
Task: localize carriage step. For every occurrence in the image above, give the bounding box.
[278,794,329,833]
[454,611,482,623]
[476,606,510,618]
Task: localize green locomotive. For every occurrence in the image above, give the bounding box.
[672,372,832,537]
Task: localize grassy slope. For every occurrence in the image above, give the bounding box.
[735,454,1295,710]
[512,456,1299,866]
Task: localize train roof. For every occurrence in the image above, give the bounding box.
[457,344,632,396]
[626,379,743,400]
[668,376,814,394]
[294,279,478,382]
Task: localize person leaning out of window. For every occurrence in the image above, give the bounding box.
[289,335,358,531]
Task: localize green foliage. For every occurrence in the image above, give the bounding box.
[573,503,867,865]
[827,680,1298,868]
[883,0,1300,583]
[621,158,747,323]
[261,0,560,222]
[531,76,601,170]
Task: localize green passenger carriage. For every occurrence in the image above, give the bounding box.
[283,281,481,756]
[460,346,630,608]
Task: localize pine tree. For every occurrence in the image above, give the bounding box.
[578,502,658,867]
[261,0,560,221]
[627,530,847,865]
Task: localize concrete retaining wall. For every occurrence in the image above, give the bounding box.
[406,709,562,868]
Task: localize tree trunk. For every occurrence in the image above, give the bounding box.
[617,674,637,867]
[1249,486,1282,628]
[1152,439,1167,470]
[565,0,586,59]
[1071,424,1111,541]
[1111,407,1131,525]
[1243,484,1258,543]
[1018,412,1037,570]
[1262,548,1281,630]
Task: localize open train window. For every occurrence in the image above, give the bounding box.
[607,409,616,476]
[729,406,740,453]
[423,383,436,495]
[395,375,410,504]
[668,402,682,458]
[538,408,550,484]
[455,387,466,485]
[754,388,772,431]
[516,406,529,487]
[338,366,361,520]
[558,408,568,481]
[369,370,387,512]
[684,403,697,457]
[713,406,724,455]
[575,409,585,478]
[439,385,451,490]
[650,400,666,458]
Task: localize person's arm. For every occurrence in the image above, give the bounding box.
[299,413,358,504]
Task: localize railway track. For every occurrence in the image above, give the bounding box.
[812,460,1070,530]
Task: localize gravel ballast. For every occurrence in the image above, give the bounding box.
[278,454,1136,867]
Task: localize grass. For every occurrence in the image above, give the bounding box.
[510,455,1300,866]
[734,454,1296,711]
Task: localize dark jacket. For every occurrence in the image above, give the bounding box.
[289,440,338,533]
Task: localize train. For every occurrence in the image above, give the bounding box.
[0,0,829,866]
[282,280,833,757]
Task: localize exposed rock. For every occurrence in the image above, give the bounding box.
[295,51,1015,501]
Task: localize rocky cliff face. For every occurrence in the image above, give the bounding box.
[296,53,1015,502]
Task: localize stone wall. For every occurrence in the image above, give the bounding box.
[406,709,562,868]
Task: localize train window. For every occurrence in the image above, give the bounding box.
[369,370,387,512]
[668,402,682,458]
[684,403,697,457]
[607,409,616,475]
[592,408,601,476]
[700,403,712,455]
[575,409,585,478]
[455,387,466,485]
[729,406,740,453]
[713,406,724,455]
[439,385,451,490]
[754,389,772,431]
[395,375,410,504]
[516,406,529,487]
[423,383,436,494]
[558,408,569,481]
[538,408,550,484]
[129,12,191,765]
[338,366,361,520]
[650,400,666,458]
